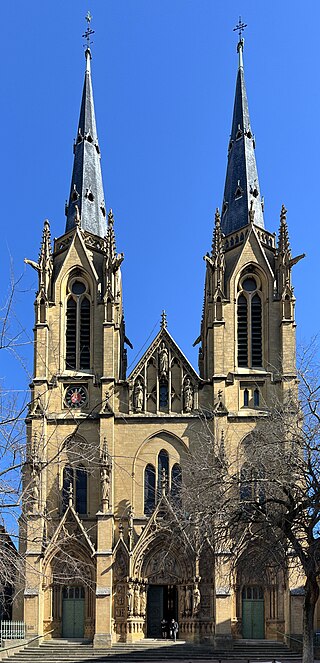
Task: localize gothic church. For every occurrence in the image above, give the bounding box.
[16,30,305,647]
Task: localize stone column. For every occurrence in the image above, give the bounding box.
[93,512,114,648]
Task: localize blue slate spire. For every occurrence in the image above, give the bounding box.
[221,39,264,236]
[65,48,107,237]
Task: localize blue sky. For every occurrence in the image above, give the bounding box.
[1,0,319,394]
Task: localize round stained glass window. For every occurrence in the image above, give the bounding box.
[71,281,86,295]
[242,277,256,291]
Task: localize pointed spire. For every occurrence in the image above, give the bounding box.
[106,209,116,262]
[65,24,107,238]
[211,208,223,258]
[221,37,264,235]
[278,204,291,256]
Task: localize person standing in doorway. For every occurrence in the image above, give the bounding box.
[161,618,167,639]
[170,618,178,641]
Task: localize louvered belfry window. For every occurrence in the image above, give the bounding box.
[237,295,248,366]
[237,276,263,368]
[66,280,91,370]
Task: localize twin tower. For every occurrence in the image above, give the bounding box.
[17,34,303,646]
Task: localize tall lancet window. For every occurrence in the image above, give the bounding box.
[66,279,91,370]
[237,275,263,368]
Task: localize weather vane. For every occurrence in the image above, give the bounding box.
[233,16,247,40]
[83,11,95,49]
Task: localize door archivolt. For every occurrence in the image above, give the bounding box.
[133,536,193,584]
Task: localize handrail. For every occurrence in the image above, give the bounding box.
[269,629,302,647]
[0,628,54,657]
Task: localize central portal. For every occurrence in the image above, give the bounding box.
[147,585,178,638]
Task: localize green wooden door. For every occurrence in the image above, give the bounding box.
[147,586,164,638]
[242,586,264,639]
[62,587,85,638]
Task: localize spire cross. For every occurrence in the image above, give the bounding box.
[82,11,95,50]
[233,16,247,40]
[161,310,167,330]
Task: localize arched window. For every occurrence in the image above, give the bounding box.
[75,467,87,514]
[66,279,91,370]
[159,380,168,408]
[240,463,265,504]
[244,388,249,407]
[144,464,156,515]
[158,449,169,494]
[39,298,46,324]
[237,295,248,366]
[171,463,182,505]
[237,276,262,368]
[251,295,262,366]
[62,465,87,515]
[240,464,253,501]
[254,388,260,407]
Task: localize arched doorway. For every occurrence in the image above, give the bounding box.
[242,586,264,639]
[62,586,85,638]
[147,584,178,638]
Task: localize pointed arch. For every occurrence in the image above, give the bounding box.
[144,464,156,515]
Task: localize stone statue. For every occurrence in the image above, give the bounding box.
[183,377,193,412]
[185,586,192,614]
[133,379,144,412]
[133,585,140,615]
[193,584,201,615]
[127,584,133,615]
[140,587,146,616]
[100,440,111,511]
[159,342,169,376]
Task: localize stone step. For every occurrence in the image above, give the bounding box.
[9,640,302,663]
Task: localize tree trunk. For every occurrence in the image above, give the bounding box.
[302,574,319,663]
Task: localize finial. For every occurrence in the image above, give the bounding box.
[280,204,287,224]
[233,17,247,69]
[161,310,167,330]
[108,208,114,226]
[215,208,221,226]
[83,11,94,69]
[161,468,166,496]
[68,482,74,508]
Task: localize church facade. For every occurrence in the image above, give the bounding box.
[16,34,306,647]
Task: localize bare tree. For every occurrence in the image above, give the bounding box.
[178,343,320,663]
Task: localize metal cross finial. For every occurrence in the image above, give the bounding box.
[233,16,247,40]
[161,310,167,330]
[83,11,95,50]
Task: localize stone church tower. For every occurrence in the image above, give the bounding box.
[17,32,304,646]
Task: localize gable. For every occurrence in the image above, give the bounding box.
[128,327,201,416]
[226,225,275,296]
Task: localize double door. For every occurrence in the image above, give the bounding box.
[62,586,85,638]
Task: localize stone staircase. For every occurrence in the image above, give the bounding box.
[8,639,302,662]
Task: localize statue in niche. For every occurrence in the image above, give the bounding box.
[159,342,169,376]
[140,587,146,617]
[100,439,111,511]
[183,377,193,412]
[133,585,140,615]
[127,584,133,615]
[185,586,192,614]
[133,379,144,412]
[193,584,201,615]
